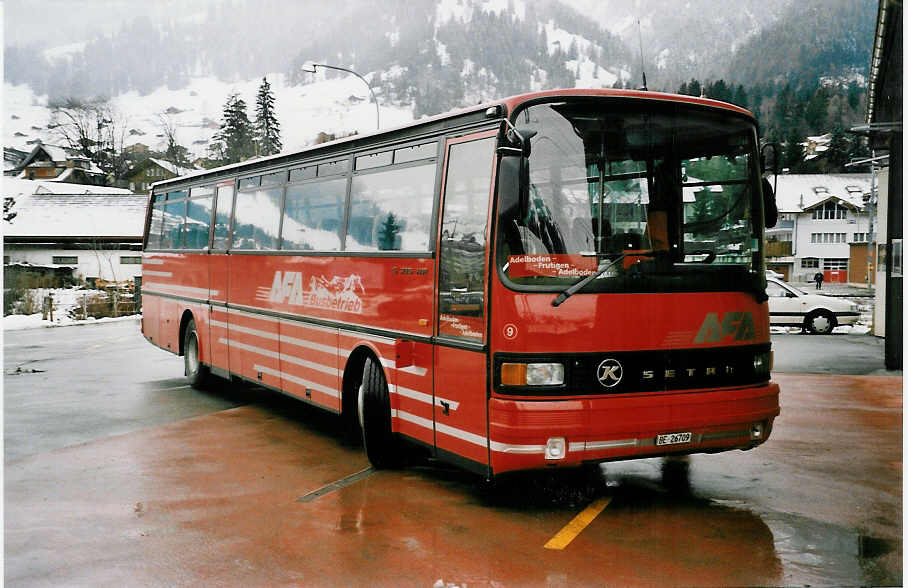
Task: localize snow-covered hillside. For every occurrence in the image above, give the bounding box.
[5,74,416,159]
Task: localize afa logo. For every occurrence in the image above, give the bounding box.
[693,311,756,344]
[263,271,365,314]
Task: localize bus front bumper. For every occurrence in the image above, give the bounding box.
[488,382,780,475]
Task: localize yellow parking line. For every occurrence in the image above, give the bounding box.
[544,496,612,550]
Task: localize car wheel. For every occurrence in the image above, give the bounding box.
[805,310,836,335]
[184,318,210,389]
[359,357,402,469]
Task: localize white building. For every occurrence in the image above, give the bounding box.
[3,179,148,283]
[765,174,873,282]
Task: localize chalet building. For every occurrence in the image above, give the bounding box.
[7,143,106,185]
[3,178,148,284]
[764,174,872,283]
[125,157,194,193]
[124,143,150,155]
[4,147,28,174]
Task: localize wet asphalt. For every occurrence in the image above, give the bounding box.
[3,320,902,586]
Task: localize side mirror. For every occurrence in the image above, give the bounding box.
[760,142,780,229]
[497,123,537,222]
[762,177,778,229]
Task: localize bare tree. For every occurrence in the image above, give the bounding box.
[157,113,192,167]
[47,97,130,184]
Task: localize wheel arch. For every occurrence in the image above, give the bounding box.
[342,343,386,420]
[178,309,195,357]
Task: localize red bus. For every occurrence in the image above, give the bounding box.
[141,88,780,477]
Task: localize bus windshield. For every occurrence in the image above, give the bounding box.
[498,99,763,291]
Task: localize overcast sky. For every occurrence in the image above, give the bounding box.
[3,0,219,46]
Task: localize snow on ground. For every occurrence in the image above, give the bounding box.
[3,287,139,331]
[5,74,416,160]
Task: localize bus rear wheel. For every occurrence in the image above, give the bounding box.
[359,357,401,469]
[184,318,210,389]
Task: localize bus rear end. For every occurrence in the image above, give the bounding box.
[488,93,779,474]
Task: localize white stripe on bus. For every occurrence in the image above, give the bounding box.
[252,364,340,398]
[143,258,166,265]
[142,270,173,277]
[393,386,459,412]
[142,282,219,297]
[221,338,339,376]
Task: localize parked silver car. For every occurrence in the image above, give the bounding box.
[766,277,860,334]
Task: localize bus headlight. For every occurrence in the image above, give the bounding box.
[501,362,565,386]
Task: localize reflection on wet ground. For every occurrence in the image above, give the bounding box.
[6,372,902,586]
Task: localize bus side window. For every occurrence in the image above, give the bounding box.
[147,201,165,249]
[346,163,436,252]
[212,184,235,249]
[160,199,187,249]
[281,178,345,251]
[185,197,214,249]
[231,186,282,250]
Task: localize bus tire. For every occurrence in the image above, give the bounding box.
[359,357,401,469]
[184,318,210,389]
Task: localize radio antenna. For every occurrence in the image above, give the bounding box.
[637,19,648,91]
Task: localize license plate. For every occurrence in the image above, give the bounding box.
[656,432,692,446]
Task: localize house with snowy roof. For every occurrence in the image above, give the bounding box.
[764,173,873,283]
[7,143,107,185]
[3,178,148,284]
[125,157,195,194]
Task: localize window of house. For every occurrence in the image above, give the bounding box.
[120,256,142,264]
[801,258,819,268]
[52,256,78,265]
[812,201,848,220]
[823,258,848,270]
[812,232,847,243]
[852,233,868,243]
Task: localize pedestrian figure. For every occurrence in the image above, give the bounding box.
[814,271,824,290]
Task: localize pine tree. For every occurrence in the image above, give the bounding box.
[214,92,254,164]
[254,77,282,156]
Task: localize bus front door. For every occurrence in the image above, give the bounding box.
[434,133,497,472]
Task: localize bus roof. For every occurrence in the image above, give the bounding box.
[152,88,755,191]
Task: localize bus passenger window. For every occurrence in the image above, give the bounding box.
[160,199,186,249]
[212,184,234,249]
[147,204,165,249]
[281,179,345,251]
[345,164,436,252]
[184,197,214,249]
[231,187,282,250]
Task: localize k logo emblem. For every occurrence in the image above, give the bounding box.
[597,358,623,388]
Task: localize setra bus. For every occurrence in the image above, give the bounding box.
[141,88,780,477]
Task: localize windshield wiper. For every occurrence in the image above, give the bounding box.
[552,252,655,307]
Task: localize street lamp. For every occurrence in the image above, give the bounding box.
[301,62,380,131]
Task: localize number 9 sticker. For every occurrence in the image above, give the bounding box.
[503,323,519,340]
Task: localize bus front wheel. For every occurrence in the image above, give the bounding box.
[359,357,401,469]
[184,318,210,389]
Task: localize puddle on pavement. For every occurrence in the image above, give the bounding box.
[417,456,898,587]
